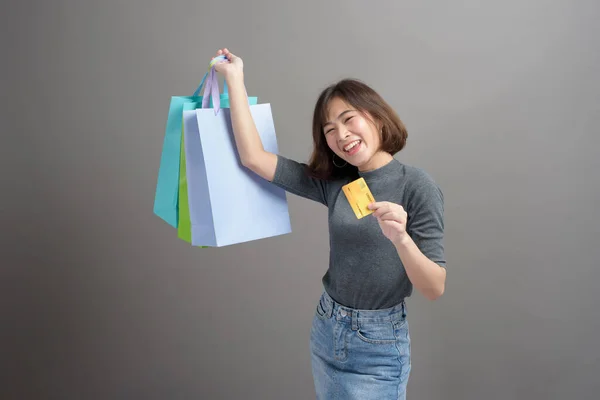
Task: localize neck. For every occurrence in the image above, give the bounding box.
[358,151,394,172]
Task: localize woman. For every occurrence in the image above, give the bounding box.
[213,48,447,399]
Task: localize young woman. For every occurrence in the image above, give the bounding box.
[213,48,447,399]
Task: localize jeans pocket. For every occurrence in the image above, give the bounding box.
[356,321,397,344]
[315,299,329,320]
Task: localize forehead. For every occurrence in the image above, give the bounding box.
[325,97,353,120]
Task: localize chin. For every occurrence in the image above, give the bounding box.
[346,153,372,168]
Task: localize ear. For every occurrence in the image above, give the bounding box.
[374,119,384,134]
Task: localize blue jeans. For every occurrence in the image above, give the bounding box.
[310,291,411,399]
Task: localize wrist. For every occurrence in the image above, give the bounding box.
[225,71,244,86]
[393,233,413,249]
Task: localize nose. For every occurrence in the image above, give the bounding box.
[337,126,350,141]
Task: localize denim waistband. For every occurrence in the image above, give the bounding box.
[319,290,406,328]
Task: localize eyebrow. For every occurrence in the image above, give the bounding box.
[324,109,354,126]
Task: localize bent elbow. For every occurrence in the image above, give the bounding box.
[425,285,445,301]
[241,156,257,172]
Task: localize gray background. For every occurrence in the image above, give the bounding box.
[2,0,599,399]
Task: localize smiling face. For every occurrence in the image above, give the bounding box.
[307,79,408,180]
[323,97,392,172]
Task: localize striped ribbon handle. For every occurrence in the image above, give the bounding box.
[190,55,229,114]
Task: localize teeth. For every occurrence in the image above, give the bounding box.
[344,140,360,152]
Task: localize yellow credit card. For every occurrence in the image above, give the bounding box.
[342,178,376,219]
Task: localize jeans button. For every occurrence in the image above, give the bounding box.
[340,309,347,317]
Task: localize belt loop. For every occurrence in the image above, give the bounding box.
[351,310,359,331]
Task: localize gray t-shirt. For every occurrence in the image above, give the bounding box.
[271,155,446,310]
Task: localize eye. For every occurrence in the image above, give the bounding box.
[325,127,335,134]
[344,116,354,123]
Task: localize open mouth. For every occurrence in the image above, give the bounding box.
[343,140,362,156]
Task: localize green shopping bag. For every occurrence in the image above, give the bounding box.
[178,121,193,242]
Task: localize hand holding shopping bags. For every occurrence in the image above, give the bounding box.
[153,55,292,247]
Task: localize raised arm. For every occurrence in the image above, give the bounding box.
[213,48,330,206]
[213,48,277,182]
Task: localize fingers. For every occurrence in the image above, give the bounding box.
[377,210,406,223]
[376,210,397,220]
[370,202,406,215]
[369,202,407,224]
[215,48,230,58]
[367,201,381,210]
[213,49,237,66]
[368,202,383,216]
[370,202,392,217]
[378,220,403,229]
[368,201,393,211]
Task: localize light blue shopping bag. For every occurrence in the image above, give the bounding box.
[153,63,256,228]
[183,66,292,247]
[178,96,259,243]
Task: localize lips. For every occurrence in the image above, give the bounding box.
[343,140,361,153]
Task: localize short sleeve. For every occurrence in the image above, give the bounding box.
[271,155,329,206]
[405,171,447,268]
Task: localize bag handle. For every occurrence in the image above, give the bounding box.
[193,54,250,115]
[190,55,229,113]
[201,66,222,114]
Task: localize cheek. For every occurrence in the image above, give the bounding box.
[354,119,380,147]
[369,130,381,148]
[325,135,340,153]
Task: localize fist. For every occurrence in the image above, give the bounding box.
[368,201,409,246]
[212,48,244,80]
